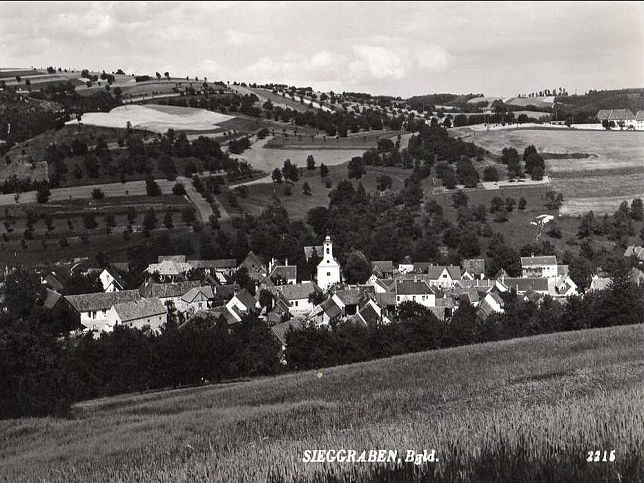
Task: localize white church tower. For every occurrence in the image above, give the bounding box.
[317,235,341,290]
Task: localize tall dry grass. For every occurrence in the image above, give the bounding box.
[1,324,642,482]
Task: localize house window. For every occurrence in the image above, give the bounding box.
[326,248,330,254]
[294,301,299,306]
[327,272,331,276]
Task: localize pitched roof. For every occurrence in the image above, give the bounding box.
[425,265,461,280]
[589,275,612,291]
[396,279,434,295]
[65,289,142,312]
[502,277,549,292]
[373,292,396,307]
[276,283,320,300]
[146,259,193,276]
[303,245,323,259]
[358,302,382,325]
[139,280,201,298]
[461,258,485,275]
[213,284,239,299]
[597,109,635,121]
[240,250,266,273]
[103,266,126,289]
[320,297,342,319]
[271,317,308,346]
[412,262,432,273]
[114,297,167,323]
[477,293,504,320]
[636,110,644,121]
[187,259,237,269]
[335,287,373,305]
[43,289,63,310]
[158,255,186,263]
[270,265,297,281]
[520,255,557,267]
[181,286,214,303]
[371,261,394,273]
[233,288,256,310]
[624,245,644,260]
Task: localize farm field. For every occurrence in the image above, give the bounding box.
[0,194,193,266]
[237,138,366,173]
[68,104,234,134]
[457,128,644,215]
[0,324,641,482]
[234,164,417,219]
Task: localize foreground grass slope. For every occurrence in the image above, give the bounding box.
[1,324,642,482]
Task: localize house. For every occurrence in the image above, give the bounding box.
[331,286,375,316]
[425,265,462,288]
[553,272,578,297]
[596,109,636,129]
[371,261,394,278]
[461,259,486,280]
[42,271,66,292]
[521,255,558,279]
[225,288,258,322]
[181,286,214,313]
[477,292,504,320]
[43,289,78,331]
[365,274,394,293]
[239,251,268,280]
[498,277,549,295]
[308,296,343,327]
[624,245,644,263]
[186,258,237,275]
[106,297,167,332]
[269,260,297,285]
[303,245,323,261]
[346,298,392,326]
[139,280,201,311]
[397,256,415,274]
[317,235,341,290]
[65,289,142,332]
[145,255,193,281]
[589,274,612,292]
[99,267,126,292]
[636,111,644,130]
[274,283,321,315]
[431,297,455,321]
[395,279,436,307]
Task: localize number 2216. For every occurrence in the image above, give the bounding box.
[587,450,615,462]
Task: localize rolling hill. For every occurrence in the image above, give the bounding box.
[1,324,641,482]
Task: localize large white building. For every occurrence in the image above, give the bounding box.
[317,235,341,290]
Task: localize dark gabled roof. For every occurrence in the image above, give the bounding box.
[271,317,308,346]
[636,111,644,121]
[139,280,201,298]
[523,289,542,303]
[65,290,141,312]
[158,255,186,263]
[233,288,256,310]
[461,259,485,275]
[187,258,237,269]
[502,277,549,292]
[335,287,372,306]
[477,293,504,320]
[270,265,297,281]
[396,279,434,295]
[213,284,239,299]
[412,262,431,273]
[371,261,394,273]
[521,255,557,267]
[358,302,381,325]
[104,266,126,289]
[114,298,166,323]
[43,272,65,291]
[277,283,320,300]
[240,250,266,273]
[425,265,461,280]
[374,292,396,307]
[43,289,63,310]
[320,297,342,319]
[303,245,323,259]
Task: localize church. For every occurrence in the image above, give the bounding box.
[317,235,341,290]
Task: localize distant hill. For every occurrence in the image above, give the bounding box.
[407,93,484,111]
[555,88,644,122]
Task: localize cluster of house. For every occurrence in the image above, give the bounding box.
[30,236,602,356]
[596,109,644,130]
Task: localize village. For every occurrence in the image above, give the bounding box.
[25,233,642,360]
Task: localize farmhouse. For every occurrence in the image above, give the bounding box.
[274,283,321,315]
[424,265,462,288]
[308,297,343,327]
[239,251,268,280]
[596,109,637,129]
[65,290,142,332]
[521,255,558,279]
[317,235,341,290]
[180,286,215,313]
[145,256,193,281]
[395,279,436,307]
[139,280,201,311]
[106,297,167,332]
[269,259,297,284]
[225,288,258,323]
[477,292,505,320]
[371,261,394,278]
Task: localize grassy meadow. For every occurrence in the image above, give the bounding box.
[1,324,642,482]
[456,127,644,215]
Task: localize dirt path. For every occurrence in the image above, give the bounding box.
[176,176,229,223]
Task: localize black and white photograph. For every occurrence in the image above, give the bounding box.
[0,1,643,481]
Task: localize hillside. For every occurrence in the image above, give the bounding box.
[1,324,641,482]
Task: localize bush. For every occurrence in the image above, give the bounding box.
[92,187,105,199]
[172,182,186,195]
[146,177,161,196]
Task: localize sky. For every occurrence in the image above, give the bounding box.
[1,1,643,98]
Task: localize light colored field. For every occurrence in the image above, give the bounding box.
[67,105,234,134]
[0,324,641,482]
[463,128,644,214]
[237,137,365,172]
